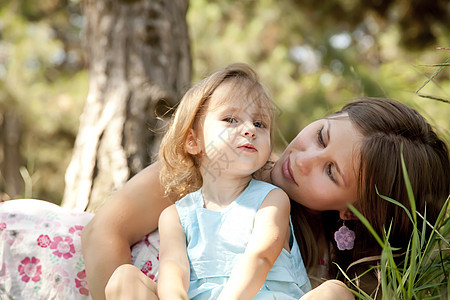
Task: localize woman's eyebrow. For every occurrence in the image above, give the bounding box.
[327,120,348,187]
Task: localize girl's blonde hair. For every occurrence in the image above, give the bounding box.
[158,63,275,198]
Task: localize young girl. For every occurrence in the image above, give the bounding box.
[156,63,311,299]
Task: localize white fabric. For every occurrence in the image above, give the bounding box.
[0,199,160,300]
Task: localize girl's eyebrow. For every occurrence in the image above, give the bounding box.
[211,106,238,114]
[327,120,348,187]
[218,104,271,123]
[217,105,241,112]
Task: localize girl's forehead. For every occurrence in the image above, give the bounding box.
[208,81,272,113]
[207,97,273,123]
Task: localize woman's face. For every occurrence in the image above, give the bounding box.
[271,114,363,213]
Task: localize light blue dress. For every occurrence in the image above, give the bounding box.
[175,179,311,299]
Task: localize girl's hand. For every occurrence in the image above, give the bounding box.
[218,188,291,299]
[105,264,159,300]
[157,205,190,300]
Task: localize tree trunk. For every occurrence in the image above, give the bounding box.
[0,109,24,201]
[61,0,191,212]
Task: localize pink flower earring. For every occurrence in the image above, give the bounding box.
[334,222,355,250]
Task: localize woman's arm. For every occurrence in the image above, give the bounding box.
[158,205,190,300]
[218,188,291,300]
[81,161,174,300]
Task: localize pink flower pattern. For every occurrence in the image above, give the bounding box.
[75,270,89,296]
[18,257,42,283]
[0,199,160,298]
[141,260,156,280]
[2,229,23,246]
[3,212,23,224]
[36,218,61,231]
[37,234,52,248]
[144,233,151,247]
[48,266,71,293]
[50,236,76,259]
[68,225,84,237]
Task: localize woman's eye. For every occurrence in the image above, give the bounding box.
[326,164,337,183]
[254,120,265,128]
[317,126,325,146]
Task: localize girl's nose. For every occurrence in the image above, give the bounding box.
[241,123,256,138]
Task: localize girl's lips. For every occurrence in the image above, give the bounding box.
[238,143,257,152]
[282,156,298,185]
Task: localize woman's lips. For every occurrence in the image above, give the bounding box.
[282,156,298,185]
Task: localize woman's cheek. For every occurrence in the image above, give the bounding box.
[303,179,330,210]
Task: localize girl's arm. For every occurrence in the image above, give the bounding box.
[217,188,291,300]
[302,280,354,300]
[158,205,190,300]
[81,161,174,300]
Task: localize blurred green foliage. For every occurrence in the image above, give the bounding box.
[0,0,87,202]
[0,0,448,203]
[188,0,449,153]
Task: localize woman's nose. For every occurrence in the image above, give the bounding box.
[293,151,315,175]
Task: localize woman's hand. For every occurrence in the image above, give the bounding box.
[81,162,173,300]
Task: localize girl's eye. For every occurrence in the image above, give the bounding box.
[317,126,325,146]
[254,120,265,128]
[224,117,237,123]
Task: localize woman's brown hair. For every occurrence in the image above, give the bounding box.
[292,97,449,282]
[341,97,449,255]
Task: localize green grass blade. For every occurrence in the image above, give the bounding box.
[348,204,384,248]
[417,63,450,67]
[376,187,414,225]
[447,275,450,299]
[340,151,449,299]
[416,58,450,93]
[400,145,417,224]
[335,263,374,299]
[417,94,450,104]
[420,208,427,248]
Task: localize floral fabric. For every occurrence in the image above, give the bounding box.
[0,199,160,300]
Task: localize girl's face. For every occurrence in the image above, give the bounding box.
[271,115,362,213]
[195,82,272,180]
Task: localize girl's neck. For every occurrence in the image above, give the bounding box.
[201,175,252,211]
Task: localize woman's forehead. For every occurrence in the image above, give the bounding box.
[328,118,363,182]
[326,111,349,120]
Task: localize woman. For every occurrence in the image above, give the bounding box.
[81,97,449,299]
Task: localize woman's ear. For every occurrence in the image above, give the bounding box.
[185,129,202,155]
[339,209,357,221]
